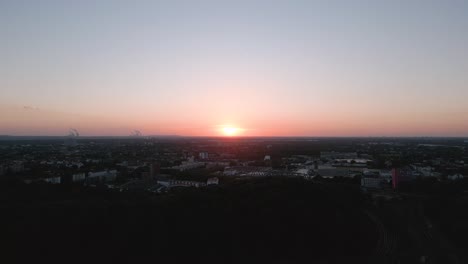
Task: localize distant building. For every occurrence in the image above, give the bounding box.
[205,161,230,169]
[157,180,206,188]
[117,161,129,167]
[141,171,151,181]
[207,177,219,185]
[379,170,392,183]
[72,173,86,182]
[361,176,384,189]
[411,165,435,177]
[10,161,24,173]
[87,170,117,183]
[316,168,351,178]
[150,162,160,177]
[392,168,417,189]
[320,152,357,160]
[64,137,77,147]
[171,161,205,171]
[363,169,379,177]
[295,168,310,176]
[224,166,271,177]
[448,174,464,181]
[44,176,61,184]
[199,152,209,160]
[392,168,400,189]
[219,153,235,159]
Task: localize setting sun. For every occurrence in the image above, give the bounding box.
[222,126,240,136]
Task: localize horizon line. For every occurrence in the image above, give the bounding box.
[1,135,468,139]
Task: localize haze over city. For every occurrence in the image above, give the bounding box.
[1,0,468,137]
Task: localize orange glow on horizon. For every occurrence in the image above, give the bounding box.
[221,126,241,137]
[1,105,468,137]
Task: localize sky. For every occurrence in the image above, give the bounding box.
[1,0,468,137]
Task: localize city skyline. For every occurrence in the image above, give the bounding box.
[2,1,468,137]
